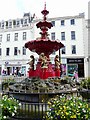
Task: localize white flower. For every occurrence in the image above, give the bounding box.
[12,112,15,116]
[19,103,21,106]
[8,108,11,110]
[14,106,17,110]
[0,104,3,107]
[14,110,17,113]
[3,116,7,119]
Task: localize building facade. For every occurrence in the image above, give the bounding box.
[34,13,86,77]
[0,13,37,76]
[0,12,87,77]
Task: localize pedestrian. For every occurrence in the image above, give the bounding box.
[74,71,79,82]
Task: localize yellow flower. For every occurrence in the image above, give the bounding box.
[66,112,69,115]
[70,115,76,118]
[48,102,51,105]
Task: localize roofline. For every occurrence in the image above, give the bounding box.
[34,14,85,23]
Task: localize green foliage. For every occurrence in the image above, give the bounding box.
[2,78,15,84]
[80,77,90,89]
[0,95,21,120]
[46,95,90,120]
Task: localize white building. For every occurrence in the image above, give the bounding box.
[0,13,37,76]
[0,12,87,77]
[34,13,86,77]
[84,1,90,78]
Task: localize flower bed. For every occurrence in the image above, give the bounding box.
[46,95,90,120]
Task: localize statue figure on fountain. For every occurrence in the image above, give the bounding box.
[54,55,60,69]
[39,53,48,79]
[39,53,48,68]
[27,55,35,70]
[54,55,61,77]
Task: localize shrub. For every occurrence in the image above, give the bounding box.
[80,77,90,89]
[0,95,21,120]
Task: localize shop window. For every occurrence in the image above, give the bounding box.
[67,64,78,75]
[61,64,66,76]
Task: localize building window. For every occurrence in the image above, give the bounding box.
[21,19,23,24]
[0,22,1,28]
[0,48,1,56]
[6,48,10,56]
[61,46,66,54]
[23,32,27,40]
[51,32,55,40]
[52,51,55,55]
[22,47,26,55]
[14,47,18,55]
[61,32,65,40]
[7,34,10,41]
[0,34,2,42]
[24,19,27,25]
[70,19,75,25]
[61,20,65,26]
[8,21,12,28]
[51,21,55,26]
[13,20,16,26]
[71,31,75,40]
[1,22,4,29]
[72,45,76,54]
[14,33,18,41]
[16,20,20,27]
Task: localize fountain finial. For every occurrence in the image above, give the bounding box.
[36,2,53,39]
[44,1,46,10]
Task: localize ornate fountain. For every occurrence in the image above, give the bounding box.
[25,3,64,79]
[9,3,78,102]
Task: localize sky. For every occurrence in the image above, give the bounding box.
[0,0,89,21]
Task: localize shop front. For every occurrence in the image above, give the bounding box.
[67,58,84,77]
[6,64,21,75]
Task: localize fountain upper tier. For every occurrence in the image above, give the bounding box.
[25,3,64,56]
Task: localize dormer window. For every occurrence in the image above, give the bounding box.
[24,19,27,24]
[13,20,16,25]
[1,22,4,29]
[9,21,12,28]
[16,20,20,27]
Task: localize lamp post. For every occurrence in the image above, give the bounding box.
[59,49,62,77]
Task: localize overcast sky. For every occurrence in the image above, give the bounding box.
[0,0,89,21]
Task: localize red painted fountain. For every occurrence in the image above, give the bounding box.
[25,3,64,79]
[8,3,79,107]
